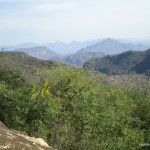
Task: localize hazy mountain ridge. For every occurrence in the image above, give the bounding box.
[1,38,150,66]
[14,46,61,60]
[0,39,102,54]
[45,39,102,55]
[78,38,149,55]
[83,49,150,76]
[63,38,149,66]
[64,51,105,66]
[1,38,149,55]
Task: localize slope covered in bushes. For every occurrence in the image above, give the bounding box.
[0,67,149,149]
[0,52,150,149]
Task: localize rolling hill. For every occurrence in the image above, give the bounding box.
[83,49,150,76]
[0,51,56,83]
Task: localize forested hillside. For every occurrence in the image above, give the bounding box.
[83,49,150,76]
[0,51,150,149]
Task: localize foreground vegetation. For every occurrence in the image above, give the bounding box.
[0,52,150,149]
[0,67,149,149]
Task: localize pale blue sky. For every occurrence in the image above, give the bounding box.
[0,0,150,45]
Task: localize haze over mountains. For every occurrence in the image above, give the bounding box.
[1,39,102,55]
[45,39,102,55]
[1,38,150,66]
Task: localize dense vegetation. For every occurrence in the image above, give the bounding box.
[0,52,150,149]
[83,49,150,76]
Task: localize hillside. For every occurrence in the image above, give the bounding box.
[0,51,56,83]
[14,46,61,60]
[133,49,150,76]
[83,49,150,76]
[78,38,148,55]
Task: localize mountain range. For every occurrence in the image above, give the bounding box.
[0,39,102,55]
[13,46,105,66]
[78,38,148,55]
[45,39,102,55]
[1,38,150,66]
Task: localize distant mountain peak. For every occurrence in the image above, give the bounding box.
[103,37,117,41]
[77,38,149,55]
[99,38,121,45]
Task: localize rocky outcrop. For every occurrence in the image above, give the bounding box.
[0,122,56,150]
